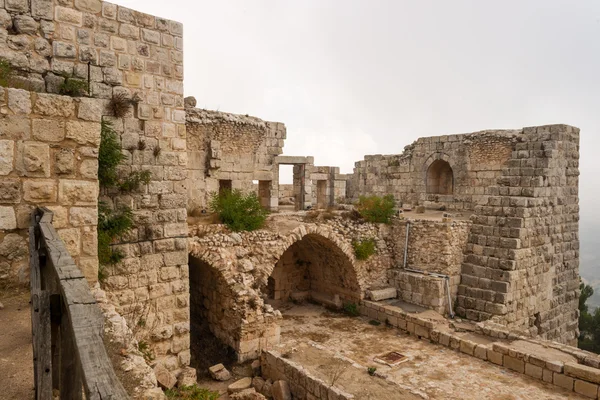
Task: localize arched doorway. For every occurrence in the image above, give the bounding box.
[426,160,454,195]
[267,233,361,308]
[188,256,237,375]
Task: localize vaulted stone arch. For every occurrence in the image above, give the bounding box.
[423,153,454,195]
[266,226,363,307]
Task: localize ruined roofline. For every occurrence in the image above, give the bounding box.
[185,98,284,128]
[359,123,579,161]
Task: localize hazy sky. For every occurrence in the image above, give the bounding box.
[120,0,600,230]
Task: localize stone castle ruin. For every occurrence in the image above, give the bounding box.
[0,0,591,399]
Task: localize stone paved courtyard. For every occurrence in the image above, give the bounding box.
[274,303,586,400]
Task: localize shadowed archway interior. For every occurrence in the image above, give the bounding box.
[267,233,361,307]
[426,159,454,195]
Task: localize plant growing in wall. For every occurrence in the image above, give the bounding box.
[352,238,376,260]
[59,76,88,97]
[356,194,396,224]
[209,189,268,232]
[97,120,152,280]
[0,60,14,87]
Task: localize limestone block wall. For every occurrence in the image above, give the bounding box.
[349,130,519,211]
[187,216,397,360]
[278,184,294,204]
[387,219,469,314]
[457,125,580,345]
[308,166,349,208]
[0,0,191,374]
[0,89,100,285]
[186,107,285,212]
[392,219,471,276]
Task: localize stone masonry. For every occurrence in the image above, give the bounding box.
[0,89,101,284]
[0,0,190,376]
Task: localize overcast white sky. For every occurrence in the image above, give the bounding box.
[120,0,599,238]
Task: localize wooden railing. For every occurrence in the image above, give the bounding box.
[30,207,129,400]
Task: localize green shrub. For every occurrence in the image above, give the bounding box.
[352,238,376,260]
[356,195,396,224]
[367,366,377,376]
[0,60,14,87]
[119,170,152,192]
[342,302,360,317]
[209,190,267,232]
[97,202,133,270]
[99,121,125,188]
[165,385,220,400]
[59,77,87,97]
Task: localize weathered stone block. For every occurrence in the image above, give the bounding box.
[564,362,600,384]
[553,373,574,390]
[6,0,28,13]
[31,0,54,20]
[33,119,66,142]
[13,15,39,34]
[19,143,50,177]
[59,180,98,205]
[74,0,101,13]
[34,94,74,117]
[0,206,17,229]
[0,140,14,175]
[23,180,57,202]
[525,363,543,380]
[8,89,31,114]
[65,120,101,146]
[55,6,83,26]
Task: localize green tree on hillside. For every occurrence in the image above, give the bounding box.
[579,282,600,352]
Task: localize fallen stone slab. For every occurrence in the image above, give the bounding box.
[177,366,197,387]
[367,287,397,301]
[228,377,253,394]
[209,363,231,381]
[154,364,176,390]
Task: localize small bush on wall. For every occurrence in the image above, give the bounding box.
[356,194,396,224]
[209,190,268,232]
[97,120,152,281]
[352,238,376,260]
[59,77,88,97]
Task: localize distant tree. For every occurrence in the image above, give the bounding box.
[579,282,600,352]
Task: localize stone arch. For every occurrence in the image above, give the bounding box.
[266,226,363,307]
[188,253,241,368]
[425,155,454,195]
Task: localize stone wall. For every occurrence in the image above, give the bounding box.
[386,218,469,314]
[349,130,519,211]
[457,124,580,344]
[308,166,348,209]
[0,89,100,285]
[260,350,354,400]
[188,215,397,360]
[186,107,285,212]
[362,299,600,400]
[0,0,190,375]
[278,184,294,205]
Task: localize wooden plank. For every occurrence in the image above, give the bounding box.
[32,208,128,399]
[31,291,53,400]
[60,279,97,306]
[50,295,61,391]
[60,301,83,400]
[68,304,129,400]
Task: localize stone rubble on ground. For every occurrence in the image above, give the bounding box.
[228,377,253,394]
[209,363,231,381]
[230,388,267,400]
[154,364,177,390]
